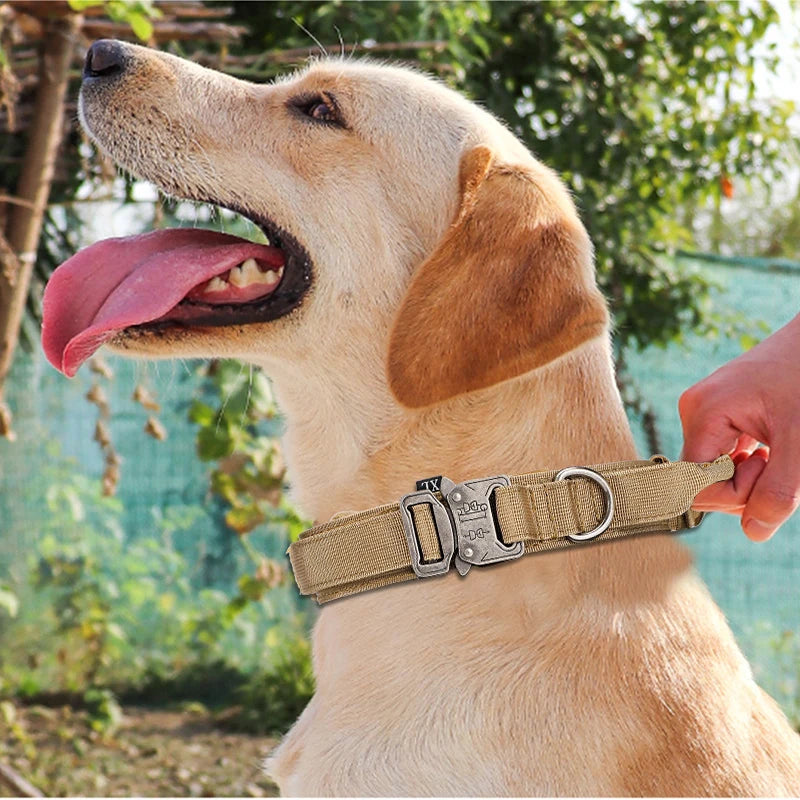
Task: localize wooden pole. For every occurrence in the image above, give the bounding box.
[0,12,80,433]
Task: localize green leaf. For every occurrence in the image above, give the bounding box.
[158,592,176,613]
[224,594,248,618]
[106,622,127,642]
[197,423,234,461]
[225,504,266,535]
[128,11,153,41]
[188,400,217,427]
[739,333,760,351]
[264,626,281,649]
[210,470,238,504]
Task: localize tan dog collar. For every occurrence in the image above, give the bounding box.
[288,455,734,604]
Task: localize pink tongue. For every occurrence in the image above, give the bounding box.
[42,229,284,377]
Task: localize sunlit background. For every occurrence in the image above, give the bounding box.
[1,1,799,795]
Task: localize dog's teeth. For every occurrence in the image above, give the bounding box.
[204,276,229,293]
[230,258,281,287]
[204,259,281,294]
[228,259,252,287]
[243,258,263,285]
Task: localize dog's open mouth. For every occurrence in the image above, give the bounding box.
[41,207,312,377]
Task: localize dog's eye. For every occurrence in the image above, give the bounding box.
[307,100,335,122]
[291,93,344,127]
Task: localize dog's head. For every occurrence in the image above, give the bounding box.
[43,40,607,408]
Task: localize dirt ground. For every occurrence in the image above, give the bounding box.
[0,705,280,797]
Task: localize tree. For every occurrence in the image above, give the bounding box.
[456,1,794,352]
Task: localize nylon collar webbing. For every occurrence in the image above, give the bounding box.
[288,455,734,604]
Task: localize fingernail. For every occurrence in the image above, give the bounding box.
[743,518,774,540]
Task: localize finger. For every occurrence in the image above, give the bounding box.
[742,443,800,541]
[731,434,760,462]
[678,392,741,463]
[692,449,768,513]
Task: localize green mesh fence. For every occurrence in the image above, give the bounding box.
[0,356,307,691]
[0,252,798,717]
[0,357,299,595]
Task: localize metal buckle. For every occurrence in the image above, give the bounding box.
[400,489,456,578]
[445,476,523,575]
[400,475,522,579]
[554,466,615,542]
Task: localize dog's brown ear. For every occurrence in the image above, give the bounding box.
[387,146,609,408]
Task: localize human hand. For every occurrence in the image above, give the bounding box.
[679,313,800,541]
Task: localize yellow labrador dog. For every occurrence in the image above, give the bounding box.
[43,41,800,796]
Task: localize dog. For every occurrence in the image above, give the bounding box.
[42,40,800,795]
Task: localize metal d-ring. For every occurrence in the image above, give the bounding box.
[554,467,615,543]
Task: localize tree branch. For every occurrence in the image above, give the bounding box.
[0,761,44,797]
[80,18,246,43]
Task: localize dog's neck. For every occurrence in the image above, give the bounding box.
[265,336,636,522]
[257,335,695,687]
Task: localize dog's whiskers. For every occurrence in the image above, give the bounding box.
[292,18,328,60]
[335,26,345,60]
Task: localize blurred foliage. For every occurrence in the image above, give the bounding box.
[770,629,800,731]
[0,582,18,619]
[67,0,162,41]
[118,658,248,707]
[0,445,309,712]
[225,633,314,736]
[215,0,490,72]
[743,622,800,731]
[0,699,35,760]
[694,151,800,259]
[83,687,123,736]
[189,359,310,542]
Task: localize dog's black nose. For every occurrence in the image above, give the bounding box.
[83,39,126,80]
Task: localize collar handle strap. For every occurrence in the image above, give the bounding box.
[288,455,734,604]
